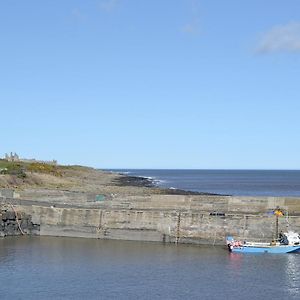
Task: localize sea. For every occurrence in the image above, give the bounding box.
[111,169,300,197]
[1,170,300,299]
[0,236,299,299]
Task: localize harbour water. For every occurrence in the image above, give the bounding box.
[113,169,300,196]
[0,237,299,299]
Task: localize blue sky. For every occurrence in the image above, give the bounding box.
[1,0,300,169]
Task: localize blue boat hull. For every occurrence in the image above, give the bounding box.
[231,245,300,254]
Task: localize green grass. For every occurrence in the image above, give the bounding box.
[0,159,13,169]
[0,160,26,178]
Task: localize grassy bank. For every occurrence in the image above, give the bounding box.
[0,159,61,178]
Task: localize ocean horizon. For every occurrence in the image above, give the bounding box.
[108,169,300,197]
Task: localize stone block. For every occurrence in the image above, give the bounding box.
[2,211,16,221]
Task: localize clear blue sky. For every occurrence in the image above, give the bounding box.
[1,0,300,169]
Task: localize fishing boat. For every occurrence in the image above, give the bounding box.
[226,208,300,253]
[226,231,300,253]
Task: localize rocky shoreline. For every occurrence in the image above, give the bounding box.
[113,175,155,188]
[113,173,225,196]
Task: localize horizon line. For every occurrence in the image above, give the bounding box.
[100,168,300,171]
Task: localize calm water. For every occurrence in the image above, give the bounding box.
[112,169,300,196]
[0,236,299,299]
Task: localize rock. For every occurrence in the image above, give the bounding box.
[2,211,16,221]
[1,214,7,221]
[20,219,29,229]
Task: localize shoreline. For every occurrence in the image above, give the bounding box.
[112,172,227,196]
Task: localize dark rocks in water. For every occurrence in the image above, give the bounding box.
[113,176,155,188]
[157,188,222,196]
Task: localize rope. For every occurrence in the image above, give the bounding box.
[9,203,25,235]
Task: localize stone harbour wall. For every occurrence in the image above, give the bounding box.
[7,194,300,245]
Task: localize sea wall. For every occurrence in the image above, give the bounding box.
[5,195,300,245]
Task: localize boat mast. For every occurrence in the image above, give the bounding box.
[274,207,284,240]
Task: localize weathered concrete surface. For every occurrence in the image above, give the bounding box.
[7,195,300,245]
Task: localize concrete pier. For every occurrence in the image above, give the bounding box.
[2,195,300,245]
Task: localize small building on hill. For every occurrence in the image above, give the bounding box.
[3,153,57,166]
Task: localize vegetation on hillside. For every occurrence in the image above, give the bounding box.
[0,160,26,178]
[27,162,62,176]
[0,159,62,178]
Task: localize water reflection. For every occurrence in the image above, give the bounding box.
[227,252,243,272]
[284,254,300,298]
